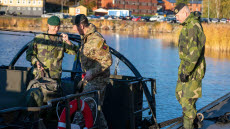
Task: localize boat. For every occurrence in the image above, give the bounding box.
[0,30,158,129]
[0,30,229,129]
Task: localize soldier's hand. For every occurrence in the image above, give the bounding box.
[36,61,44,71]
[61,33,71,45]
[180,73,189,82]
[84,71,93,81]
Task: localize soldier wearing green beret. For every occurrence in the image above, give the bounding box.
[26,16,78,107]
[62,14,112,129]
[174,3,206,129]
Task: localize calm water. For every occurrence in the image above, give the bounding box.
[0,30,230,123]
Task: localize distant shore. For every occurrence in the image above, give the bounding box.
[0,16,229,52]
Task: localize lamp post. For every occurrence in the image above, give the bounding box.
[208,0,210,22]
[61,0,63,13]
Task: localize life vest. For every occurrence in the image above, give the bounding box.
[58,99,94,129]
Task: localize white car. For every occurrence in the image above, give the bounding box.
[41,13,53,18]
[149,16,158,22]
[41,13,69,19]
[150,15,164,22]
[211,18,219,23]
[220,18,227,23]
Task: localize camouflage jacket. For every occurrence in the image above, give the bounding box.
[178,13,206,81]
[26,34,78,80]
[79,24,112,84]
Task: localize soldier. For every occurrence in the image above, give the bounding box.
[174,3,206,129]
[62,14,112,129]
[26,16,78,107]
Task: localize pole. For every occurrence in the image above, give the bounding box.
[192,0,193,12]
[61,0,63,13]
[208,0,210,22]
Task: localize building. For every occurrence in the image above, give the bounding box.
[113,0,158,15]
[69,5,87,16]
[0,0,45,16]
[162,0,203,12]
[97,0,113,9]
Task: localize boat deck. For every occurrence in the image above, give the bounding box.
[170,92,230,129]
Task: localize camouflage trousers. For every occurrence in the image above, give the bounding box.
[175,80,202,129]
[72,81,108,129]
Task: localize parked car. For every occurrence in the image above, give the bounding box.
[125,16,132,20]
[220,18,227,23]
[132,16,141,22]
[227,19,230,23]
[166,17,177,23]
[118,16,126,20]
[108,16,114,20]
[201,18,209,23]
[141,16,150,22]
[158,17,167,22]
[41,13,69,19]
[149,15,164,22]
[211,18,219,23]
[0,11,5,15]
[41,13,53,18]
[149,16,158,22]
[104,15,109,19]
[90,15,100,19]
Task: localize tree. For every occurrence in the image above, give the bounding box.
[202,0,230,19]
[176,0,189,5]
[79,0,97,11]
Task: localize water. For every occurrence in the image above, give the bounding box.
[0,30,230,123]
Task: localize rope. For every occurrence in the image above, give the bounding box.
[205,112,230,124]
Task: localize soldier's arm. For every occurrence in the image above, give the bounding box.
[63,41,79,55]
[26,39,38,66]
[88,39,112,77]
[180,25,205,75]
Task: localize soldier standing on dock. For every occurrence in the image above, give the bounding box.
[174,3,206,129]
[62,14,112,129]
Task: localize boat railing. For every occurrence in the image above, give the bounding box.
[113,77,159,129]
[0,90,101,129]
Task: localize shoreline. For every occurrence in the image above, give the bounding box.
[0,16,229,53]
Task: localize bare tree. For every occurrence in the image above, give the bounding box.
[215,0,220,18]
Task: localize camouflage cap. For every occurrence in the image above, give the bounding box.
[71,14,88,26]
[47,16,60,26]
[174,3,186,14]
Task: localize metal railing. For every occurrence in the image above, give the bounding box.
[0,90,101,129]
[122,77,158,129]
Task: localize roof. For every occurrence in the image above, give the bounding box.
[166,0,202,4]
[94,8,108,13]
[70,5,87,8]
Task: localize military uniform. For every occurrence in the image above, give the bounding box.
[175,12,206,129]
[26,34,77,106]
[72,23,112,129]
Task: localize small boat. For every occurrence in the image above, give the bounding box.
[0,30,158,129]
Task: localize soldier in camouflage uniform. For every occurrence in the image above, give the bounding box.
[174,3,206,129]
[62,14,112,129]
[26,16,77,107]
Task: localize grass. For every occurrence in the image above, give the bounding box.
[203,23,230,52]
[173,23,230,52]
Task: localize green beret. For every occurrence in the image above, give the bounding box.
[48,16,60,26]
[174,3,186,14]
[71,14,88,26]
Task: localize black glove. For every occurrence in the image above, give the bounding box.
[180,73,189,82]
